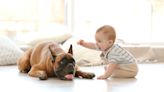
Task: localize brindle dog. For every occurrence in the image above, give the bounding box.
[17,41,95,80]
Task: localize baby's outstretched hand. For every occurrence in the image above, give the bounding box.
[77,40,84,45]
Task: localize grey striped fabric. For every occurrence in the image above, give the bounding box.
[100,44,137,64]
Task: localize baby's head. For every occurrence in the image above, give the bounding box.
[95,25,116,51]
[96,25,116,42]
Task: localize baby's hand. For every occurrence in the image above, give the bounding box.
[77,40,84,45]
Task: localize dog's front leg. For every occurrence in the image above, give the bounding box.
[75,70,95,79]
[17,48,32,73]
[28,65,48,80]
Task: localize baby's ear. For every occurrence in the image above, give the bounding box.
[108,40,114,44]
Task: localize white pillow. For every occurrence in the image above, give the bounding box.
[16,28,72,46]
[27,32,72,46]
[62,37,105,66]
[0,36,24,65]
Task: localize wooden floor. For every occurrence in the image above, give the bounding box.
[0,63,164,92]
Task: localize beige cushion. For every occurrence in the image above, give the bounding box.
[62,37,104,66]
[16,31,71,46]
[27,32,72,46]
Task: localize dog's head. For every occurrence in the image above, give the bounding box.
[50,45,75,80]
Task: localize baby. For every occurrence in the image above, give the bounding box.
[77,25,138,79]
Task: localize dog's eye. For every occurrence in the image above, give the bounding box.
[60,61,64,65]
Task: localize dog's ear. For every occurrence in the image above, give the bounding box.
[51,56,56,62]
[49,44,57,56]
[68,44,73,55]
[49,45,57,62]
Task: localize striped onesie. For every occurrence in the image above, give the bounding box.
[99,44,138,78]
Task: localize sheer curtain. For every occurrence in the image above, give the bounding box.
[71,0,164,63]
[0,0,65,43]
[72,0,164,44]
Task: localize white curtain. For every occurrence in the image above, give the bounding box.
[72,0,164,44]
[0,0,65,42]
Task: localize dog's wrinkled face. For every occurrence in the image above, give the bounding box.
[53,54,75,80]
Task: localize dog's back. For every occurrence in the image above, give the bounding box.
[17,41,60,73]
[30,41,52,65]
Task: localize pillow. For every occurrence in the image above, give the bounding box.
[0,36,24,65]
[16,27,72,46]
[62,37,106,66]
[27,32,72,46]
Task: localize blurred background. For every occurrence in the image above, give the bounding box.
[0,0,163,45]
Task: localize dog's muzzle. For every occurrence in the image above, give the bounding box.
[54,63,75,80]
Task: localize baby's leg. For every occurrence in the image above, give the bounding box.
[111,69,137,78]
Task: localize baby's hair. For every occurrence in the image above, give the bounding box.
[96,25,116,42]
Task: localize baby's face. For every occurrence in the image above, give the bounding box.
[95,32,113,51]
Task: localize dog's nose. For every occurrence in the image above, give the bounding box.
[67,63,74,68]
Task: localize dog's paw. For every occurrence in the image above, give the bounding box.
[39,74,48,80]
[20,68,30,73]
[28,70,48,80]
[83,72,95,79]
[37,71,48,80]
[75,71,95,79]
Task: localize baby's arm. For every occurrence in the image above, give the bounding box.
[97,63,118,79]
[77,40,97,50]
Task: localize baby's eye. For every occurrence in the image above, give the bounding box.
[96,40,101,43]
[99,41,103,43]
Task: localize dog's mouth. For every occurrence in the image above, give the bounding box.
[64,69,76,80]
[55,69,76,80]
[64,74,74,80]
[66,68,77,80]
[56,72,75,80]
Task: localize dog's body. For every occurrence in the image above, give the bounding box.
[17,41,95,80]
